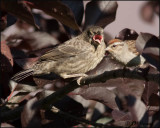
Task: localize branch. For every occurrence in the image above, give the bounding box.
[50,106,105,127]
[1,68,159,122]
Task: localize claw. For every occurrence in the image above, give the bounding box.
[77,77,83,85]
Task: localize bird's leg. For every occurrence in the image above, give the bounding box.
[61,73,88,85]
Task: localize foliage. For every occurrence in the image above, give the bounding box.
[0,1,159,127]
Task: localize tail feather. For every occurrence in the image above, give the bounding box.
[11,69,34,82]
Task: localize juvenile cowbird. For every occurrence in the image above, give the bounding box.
[106,39,145,67]
[12,26,106,82]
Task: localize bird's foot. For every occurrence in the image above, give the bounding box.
[61,73,87,79]
[76,74,88,85]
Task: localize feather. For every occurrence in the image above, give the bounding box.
[11,69,34,82]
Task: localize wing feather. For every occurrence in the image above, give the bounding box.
[39,38,94,61]
[125,40,139,55]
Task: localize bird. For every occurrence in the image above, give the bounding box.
[105,39,146,67]
[11,26,106,82]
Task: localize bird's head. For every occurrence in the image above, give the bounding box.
[106,39,126,57]
[83,26,104,47]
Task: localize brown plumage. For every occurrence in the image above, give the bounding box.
[11,26,106,82]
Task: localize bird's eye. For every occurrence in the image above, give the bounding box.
[87,30,92,36]
[97,31,100,35]
[112,44,116,48]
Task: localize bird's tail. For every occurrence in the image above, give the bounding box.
[11,69,34,82]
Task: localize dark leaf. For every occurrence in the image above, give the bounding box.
[0,11,7,31]
[21,97,41,128]
[149,94,160,106]
[140,1,159,23]
[84,1,118,29]
[136,33,160,71]
[53,96,85,117]
[1,0,38,28]
[0,42,13,98]
[112,110,132,121]
[112,110,133,127]
[142,81,158,105]
[77,86,118,110]
[138,111,149,127]
[1,41,13,72]
[33,77,65,89]
[10,47,28,59]
[115,28,139,41]
[61,0,84,35]
[125,95,146,122]
[14,57,38,70]
[26,1,80,31]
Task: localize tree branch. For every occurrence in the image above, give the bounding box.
[50,106,105,127]
[1,68,159,122]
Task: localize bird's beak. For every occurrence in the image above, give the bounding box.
[93,35,103,44]
[105,47,112,52]
[105,47,112,56]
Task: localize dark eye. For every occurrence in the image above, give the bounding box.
[87,30,92,36]
[112,44,116,48]
[97,31,100,35]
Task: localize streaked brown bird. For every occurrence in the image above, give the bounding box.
[11,26,106,82]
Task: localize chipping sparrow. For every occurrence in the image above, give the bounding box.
[106,39,145,67]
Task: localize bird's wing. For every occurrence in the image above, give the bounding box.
[126,40,139,55]
[39,39,93,61]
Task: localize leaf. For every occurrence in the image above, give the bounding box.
[21,97,41,128]
[26,1,80,31]
[112,110,132,121]
[1,123,15,127]
[115,28,139,41]
[149,94,160,106]
[1,0,38,28]
[1,41,13,72]
[142,80,158,105]
[112,110,133,127]
[61,0,84,35]
[140,1,159,23]
[96,117,112,124]
[0,41,14,98]
[0,11,7,31]
[33,73,64,88]
[61,0,84,26]
[84,1,118,29]
[14,57,38,70]
[7,31,59,52]
[136,33,160,71]
[125,95,147,122]
[77,86,118,110]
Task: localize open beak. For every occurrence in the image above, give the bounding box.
[93,35,103,44]
[105,47,112,56]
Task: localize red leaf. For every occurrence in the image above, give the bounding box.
[1,41,13,72]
